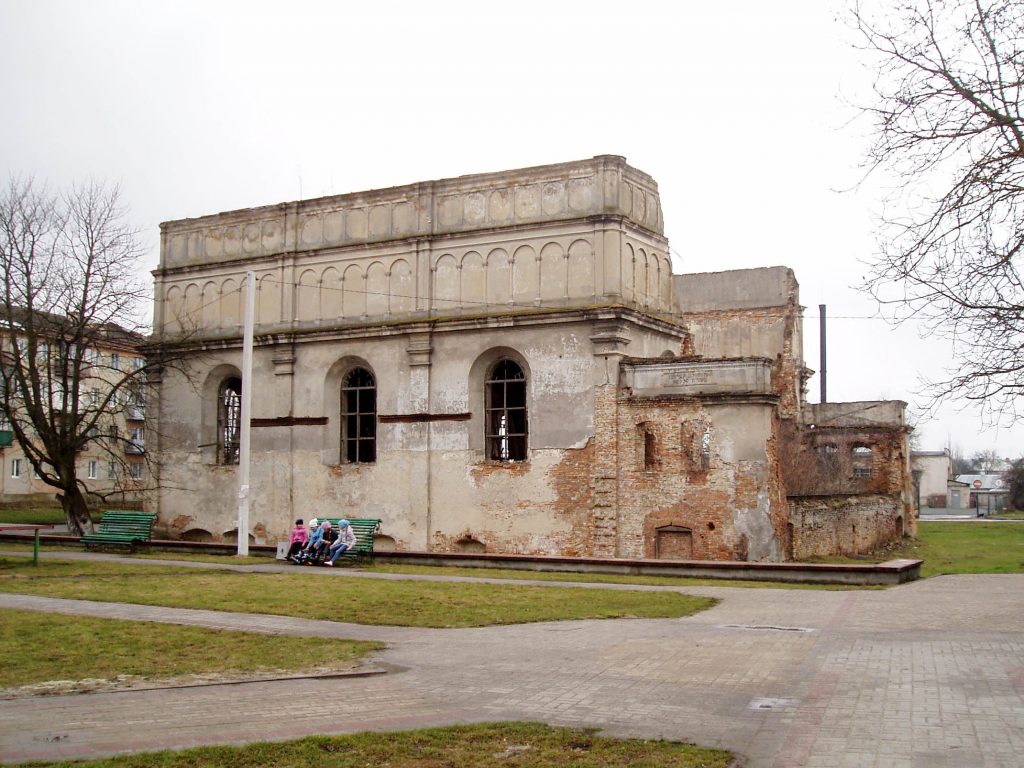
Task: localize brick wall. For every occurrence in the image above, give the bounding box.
[789,495,907,559]
[602,391,787,562]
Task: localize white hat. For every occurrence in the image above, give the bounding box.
[309,517,318,528]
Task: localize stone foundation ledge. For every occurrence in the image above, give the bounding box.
[1,534,922,586]
[374,552,923,586]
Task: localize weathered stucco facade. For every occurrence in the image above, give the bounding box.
[149,156,914,561]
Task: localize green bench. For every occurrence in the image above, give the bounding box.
[81,511,157,552]
[315,517,381,564]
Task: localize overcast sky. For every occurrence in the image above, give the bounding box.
[1,0,1020,458]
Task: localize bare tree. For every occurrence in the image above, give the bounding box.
[0,177,153,535]
[969,448,1002,472]
[852,0,1024,420]
[1004,456,1024,509]
[950,445,974,475]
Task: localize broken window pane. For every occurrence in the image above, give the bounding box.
[218,377,241,465]
[485,359,527,462]
[342,367,376,463]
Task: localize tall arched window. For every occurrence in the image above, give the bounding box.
[218,377,241,465]
[342,368,376,463]
[485,359,527,461]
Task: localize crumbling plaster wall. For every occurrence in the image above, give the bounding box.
[673,267,804,418]
[612,357,788,562]
[153,312,686,554]
[611,396,786,561]
[151,157,916,563]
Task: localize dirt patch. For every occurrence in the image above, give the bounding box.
[0,662,372,699]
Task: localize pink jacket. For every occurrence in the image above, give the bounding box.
[289,526,309,546]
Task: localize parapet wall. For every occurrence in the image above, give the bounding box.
[154,156,674,338]
[673,267,796,312]
[802,401,907,428]
[159,155,664,269]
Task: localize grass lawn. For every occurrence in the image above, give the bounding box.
[0,608,381,690]
[987,510,1024,520]
[15,722,732,768]
[0,506,101,525]
[913,521,1024,575]
[0,558,714,627]
[816,521,1024,577]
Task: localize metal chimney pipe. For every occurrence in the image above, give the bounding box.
[819,304,827,403]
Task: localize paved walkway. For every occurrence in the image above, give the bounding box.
[1,556,1023,767]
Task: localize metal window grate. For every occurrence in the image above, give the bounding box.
[342,368,376,464]
[218,378,241,465]
[485,359,527,461]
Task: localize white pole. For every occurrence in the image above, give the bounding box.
[237,271,256,557]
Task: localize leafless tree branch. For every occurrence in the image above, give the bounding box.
[851,0,1024,422]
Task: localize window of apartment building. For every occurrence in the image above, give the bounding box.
[11,458,22,478]
[126,387,145,419]
[485,359,528,462]
[129,462,143,480]
[218,377,242,465]
[110,353,120,371]
[107,461,117,479]
[87,460,98,480]
[89,388,100,406]
[341,367,376,464]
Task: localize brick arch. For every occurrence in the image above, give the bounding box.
[433,253,459,312]
[366,261,388,318]
[539,241,566,303]
[642,503,730,561]
[486,248,511,306]
[296,268,319,322]
[389,258,414,315]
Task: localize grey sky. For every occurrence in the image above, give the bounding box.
[1,0,1019,457]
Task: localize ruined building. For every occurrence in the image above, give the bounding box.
[149,156,914,561]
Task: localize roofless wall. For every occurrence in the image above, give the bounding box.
[154,155,673,339]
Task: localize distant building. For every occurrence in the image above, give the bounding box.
[149,156,914,560]
[911,450,953,508]
[0,319,148,505]
[954,474,1008,515]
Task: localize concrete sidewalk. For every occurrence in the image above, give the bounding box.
[1,565,1023,766]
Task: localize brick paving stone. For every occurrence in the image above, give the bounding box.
[1,552,1023,766]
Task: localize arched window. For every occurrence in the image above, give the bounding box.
[218,377,241,465]
[852,444,873,478]
[342,368,376,463]
[485,359,527,461]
